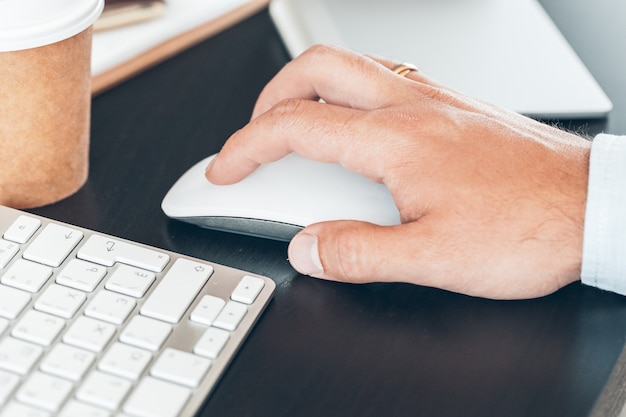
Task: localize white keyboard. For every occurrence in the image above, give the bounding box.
[0,205,275,417]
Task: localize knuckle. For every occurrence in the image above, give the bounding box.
[271,98,306,118]
[418,83,469,111]
[302,44,344,62]
[300,44,363,75]
[420,84,450,103]
[324,225,375,282]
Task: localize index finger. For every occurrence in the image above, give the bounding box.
[206,99,387,185]
[205,45,435,185]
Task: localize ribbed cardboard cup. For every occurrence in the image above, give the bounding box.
[0,0,104,208]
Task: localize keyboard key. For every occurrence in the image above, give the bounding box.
[0,401,51,417]
[63,316,116,353]
[56,258,107,292]
[105,264,155,298]
[98,342,152,381]
[16,371,73,412]
[231,275,265,304]
[11,310,65,347]
[140,258,213,324]
[40,343,96,382]
[3,215,41,244]
[194,327,230,359]
[213,301,248,331]
[0,285,30,320]
[123,376,191,417]
[119,315,171,352]
[0,337,43,375]
[151,347,211,388]
[58,400,112,417]
[34,283,86,319]
[78,235,170,272]
[84,290,136,325]
[1,258,52,293]
[23,223,83,267]
[0,239,19,269]
[76,370,132,411]
[190,295,225,326]
[0,370,20,406]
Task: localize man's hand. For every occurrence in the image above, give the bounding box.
[206,45,591,299]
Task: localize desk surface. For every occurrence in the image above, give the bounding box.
[31,2,626,417]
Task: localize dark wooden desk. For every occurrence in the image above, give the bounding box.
[30,3,626,416]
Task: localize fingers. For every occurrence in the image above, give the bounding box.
[287,219,572,300]
[368,56,423,82]
[288,221,412,283]
[206,45,449,186]
[288,220,468,292]
[249,45,415,119]
[206,99,389,185]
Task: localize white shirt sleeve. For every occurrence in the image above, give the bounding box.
[581,133,626,294]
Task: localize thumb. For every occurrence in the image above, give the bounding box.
[288,221,404,283]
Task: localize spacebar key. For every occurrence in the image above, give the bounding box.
[141,258,213,323]
[77,235,170,272]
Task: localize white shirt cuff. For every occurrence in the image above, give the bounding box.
[581,133,626,294]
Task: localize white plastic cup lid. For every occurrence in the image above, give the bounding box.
[0,0,104,52]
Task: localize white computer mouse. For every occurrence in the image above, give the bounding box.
[161,153,401,241]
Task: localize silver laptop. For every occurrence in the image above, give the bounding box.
[269,0,612,119]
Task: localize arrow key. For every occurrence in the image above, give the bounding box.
[231,275,265,305]
[23,223,83,267]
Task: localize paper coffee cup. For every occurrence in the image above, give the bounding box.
[0,0,104,208]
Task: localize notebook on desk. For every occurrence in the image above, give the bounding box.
[269,0,612,119]
[91,0,269,94]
